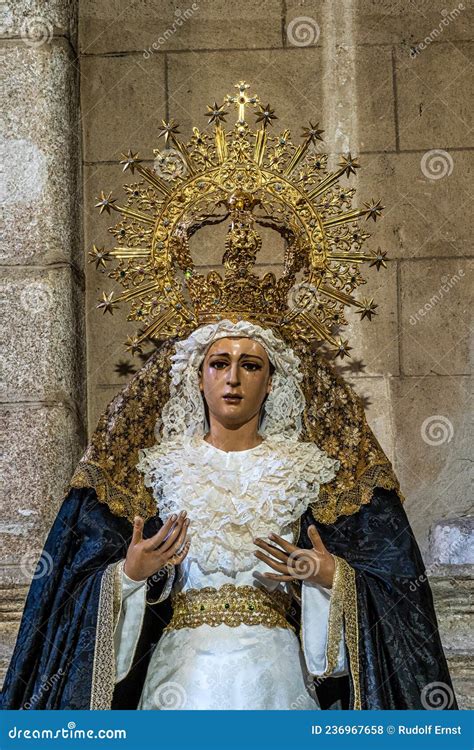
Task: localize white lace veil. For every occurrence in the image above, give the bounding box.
[156,319,307,442]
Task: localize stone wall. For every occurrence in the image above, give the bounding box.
[1,0,85,681]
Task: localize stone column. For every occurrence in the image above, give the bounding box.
[0,1,85,685]
[428,518,474,710]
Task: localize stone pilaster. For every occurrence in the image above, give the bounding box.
[0,0,84,685]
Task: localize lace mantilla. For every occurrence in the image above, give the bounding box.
[157,319,307,441]
[136,433,340,576]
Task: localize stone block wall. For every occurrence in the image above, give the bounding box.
[1,0,85,681]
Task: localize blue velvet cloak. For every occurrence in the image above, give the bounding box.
[1,485,458,710]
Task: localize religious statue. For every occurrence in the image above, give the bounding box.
[1,82,457,711]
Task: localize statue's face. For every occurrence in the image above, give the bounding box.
[198,337,273,429]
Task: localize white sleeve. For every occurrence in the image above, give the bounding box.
[300,578,348,677]
[113,560,175,684]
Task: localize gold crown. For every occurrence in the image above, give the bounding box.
[90,80,389,359]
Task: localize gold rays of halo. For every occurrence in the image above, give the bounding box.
[89,80,389,360]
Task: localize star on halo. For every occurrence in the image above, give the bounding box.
[332,338,353,360]
[356,297,378,321]
[255,103,277,127]
[157,119,180,146]
[88,244,111,269]
[301,121,324,143]
[97,291,119,315]
[125,335,143,355]
[369,248,389,271]
[95,191,117,215]
[120,149,142,173]
[204,101,229,125]
[363,199,385,222]
[338,153,361,178]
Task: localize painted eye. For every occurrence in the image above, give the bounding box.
[210,360,261,370]
[243,362,260,370]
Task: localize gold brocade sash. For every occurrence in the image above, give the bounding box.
[164,583,295,633]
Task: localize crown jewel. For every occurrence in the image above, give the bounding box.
[90,80,388,359]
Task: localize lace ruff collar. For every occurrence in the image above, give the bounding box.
[136,434,340,575]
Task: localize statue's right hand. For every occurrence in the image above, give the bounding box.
[124,511,190,582]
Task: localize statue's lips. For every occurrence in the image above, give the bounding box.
[223,395,243,402]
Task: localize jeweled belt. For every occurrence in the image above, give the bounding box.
[163,582,295,633]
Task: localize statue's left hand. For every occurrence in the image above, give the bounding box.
[253,525,335,589]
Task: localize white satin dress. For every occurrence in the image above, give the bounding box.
[113,434,348,710]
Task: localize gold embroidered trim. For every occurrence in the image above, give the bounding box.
[324,554,345,675]
[164,583,295,633]
[338,557,361,710]
[90,560,122,710]
[325,555,361,710]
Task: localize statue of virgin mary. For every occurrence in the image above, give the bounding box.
[1,82,458,712]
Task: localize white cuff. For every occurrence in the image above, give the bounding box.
[113,560,147,684]
[301,579,348,677]
[122,567,147,597]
